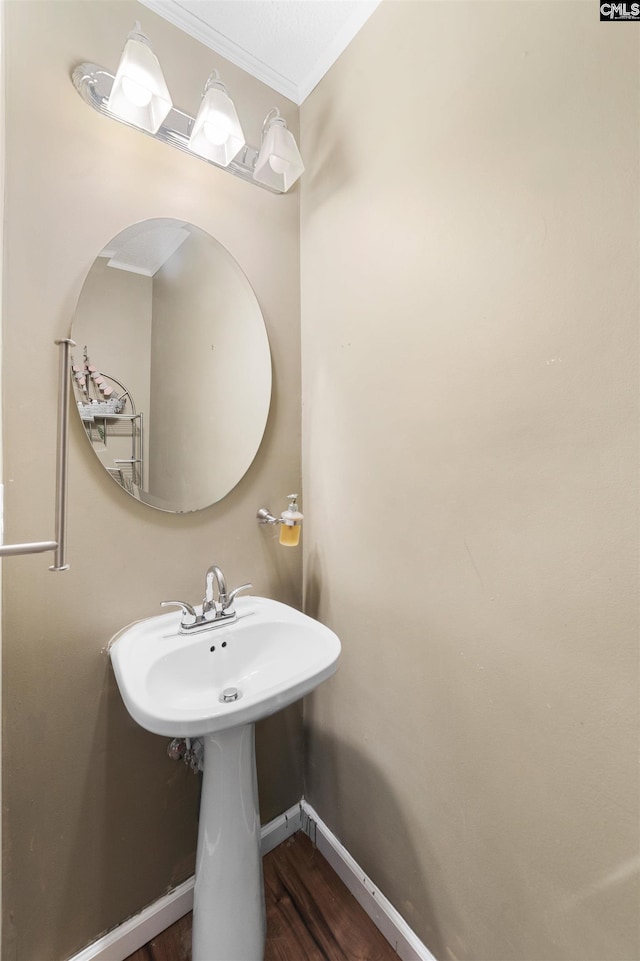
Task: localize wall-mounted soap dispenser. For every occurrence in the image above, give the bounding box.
[257,494,303,546]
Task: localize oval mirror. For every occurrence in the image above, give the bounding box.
[71,218,271,513]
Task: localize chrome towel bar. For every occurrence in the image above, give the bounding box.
[0,338,75,570]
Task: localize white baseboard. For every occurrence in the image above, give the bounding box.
[260,802,302,854]
[67,798,434,961]
[67,803,302,961]
[67,876,194,961]
[300,800,437,961]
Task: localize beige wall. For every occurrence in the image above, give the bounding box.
[2,3,301,960]
[0,0,5,944]
[3,2,638,960]
[300,3,639,961]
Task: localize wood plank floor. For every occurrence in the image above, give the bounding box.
[125,832,399,961]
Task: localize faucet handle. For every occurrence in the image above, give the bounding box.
[160,600,197,627]
[223,583,252,611]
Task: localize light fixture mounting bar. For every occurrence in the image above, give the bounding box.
[72,63,282,194]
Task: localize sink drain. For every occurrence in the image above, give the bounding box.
[220,687,241,703]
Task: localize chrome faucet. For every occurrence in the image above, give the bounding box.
[161,564,252,633]
[160,599,198,630]
[203,565,227,617]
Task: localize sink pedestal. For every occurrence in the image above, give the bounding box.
[109,596,341,958]
[192,723,265,961]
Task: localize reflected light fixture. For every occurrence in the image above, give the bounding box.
[253,109,305,192]
[188,70,245,167]
[72,23,304,194]
[107,22,172,134]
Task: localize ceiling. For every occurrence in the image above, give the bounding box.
[101,220,191,276]
[138,0,380,104]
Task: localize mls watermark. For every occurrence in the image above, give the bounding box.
[600,2,640,20]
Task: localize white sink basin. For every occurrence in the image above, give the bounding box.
[110,593,341,961]
[109,596,341,737]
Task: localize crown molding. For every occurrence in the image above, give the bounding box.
[138,0,380,105]
[138,0,300,103]
[297,1,380,102]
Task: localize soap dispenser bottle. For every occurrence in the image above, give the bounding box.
[278,494,303,547]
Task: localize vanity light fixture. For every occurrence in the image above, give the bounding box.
[188,71,245,167]
[107,22,172,134]
[72,24,303,193]
[253,109,305,192]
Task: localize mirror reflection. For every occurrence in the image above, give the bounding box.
[71,219,271,513]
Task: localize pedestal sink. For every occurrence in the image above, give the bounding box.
[109,596,341,961]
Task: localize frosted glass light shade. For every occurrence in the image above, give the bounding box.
[188,84,245,166]
[107,28,172,134]
[253,119,304,192]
